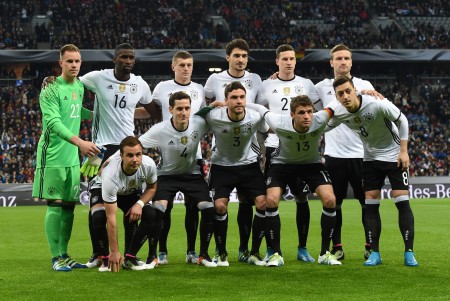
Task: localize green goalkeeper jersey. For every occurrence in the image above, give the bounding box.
[36,76,85,168]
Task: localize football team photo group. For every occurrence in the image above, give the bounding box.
[33,40,418,273]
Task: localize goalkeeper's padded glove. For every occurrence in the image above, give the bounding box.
[80,146,107,177]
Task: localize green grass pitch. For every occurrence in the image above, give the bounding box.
[0,199,449,301]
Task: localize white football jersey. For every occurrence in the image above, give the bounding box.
[256,76,320,148]
[101,155,157,203]
[264,110,331,164]
[204,70,262,103]
[79,69,152,146]
[315,76,374,158]
[153,79,206,120]
[138,116,208,175]
[328,96,402,162]
[205,107,268,166]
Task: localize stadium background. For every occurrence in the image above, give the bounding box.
[0,0,449,203]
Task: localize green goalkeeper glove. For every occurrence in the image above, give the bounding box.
[80,146,107,177]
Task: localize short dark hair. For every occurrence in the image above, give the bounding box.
[224,81,246,99]
[120,136,142,154]
[290,95,313,113]
[60,44,80,60]
[169,91,191,107]
[330,44,352,59]
[225,39,250,56]
[172,51,193,64]
[333,75,354,91]
[276,44,294,58]
[114,43,134,57]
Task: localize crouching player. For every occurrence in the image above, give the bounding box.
[98,136,159,272]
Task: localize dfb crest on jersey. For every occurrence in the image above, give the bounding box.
[190,90,199,100]
[233,127,240,135]
[283,87,290,95]
[298,134,307,140]
[243,122,253,133]
[191,131,199,141]
[294,85,304,95]
[72,92,77,100]
[354,116,362,124]
[129,179,136,189]
[245,80,253,90]
[91,195,99,204]
[363,113,374,122]
[119,84,126,93]
[181,136,188,145]
[130,84,137,94]
[48,186,56,195]
[266,177,272,185]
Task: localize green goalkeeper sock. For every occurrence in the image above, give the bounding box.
[45,204,62,258]
[59,204,75,255]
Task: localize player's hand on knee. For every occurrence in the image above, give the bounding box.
[126,203,143,222]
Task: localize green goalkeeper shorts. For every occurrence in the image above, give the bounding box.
[32,166,81,202]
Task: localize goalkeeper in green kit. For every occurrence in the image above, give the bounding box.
[32,44,100,271]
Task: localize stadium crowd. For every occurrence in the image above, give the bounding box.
[1,71,449,183]
[0,0,448,50]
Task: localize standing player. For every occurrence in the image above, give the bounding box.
[80,43,153,268]
[138,51,206,265]
[204,39,263,262]
[256,44,319,263]
[33,44,100,271]
[199,82,268,266]
[138,91,216,267]
[329,76,417,267]
[315,44,381,260]
[101,136,158,272]
[247,96,340,267]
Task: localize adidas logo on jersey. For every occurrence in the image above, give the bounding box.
[168,140,175,145]
[272,89,278,93]
[107,85,113,89]
[327,91,332,95]
[222,129,228,133]
[286,135,293,139]
[64,96,68,100]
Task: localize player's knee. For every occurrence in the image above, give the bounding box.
[142,205,156,222]
[266,194,279,208]
[91,208,107,226]
[322,194,336,209]
[392,190,409,199]
[186,202,199,213]
[214,199,228,214]
[254,195,266,210]
[295,194,308,204]
[200,206,215,223]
